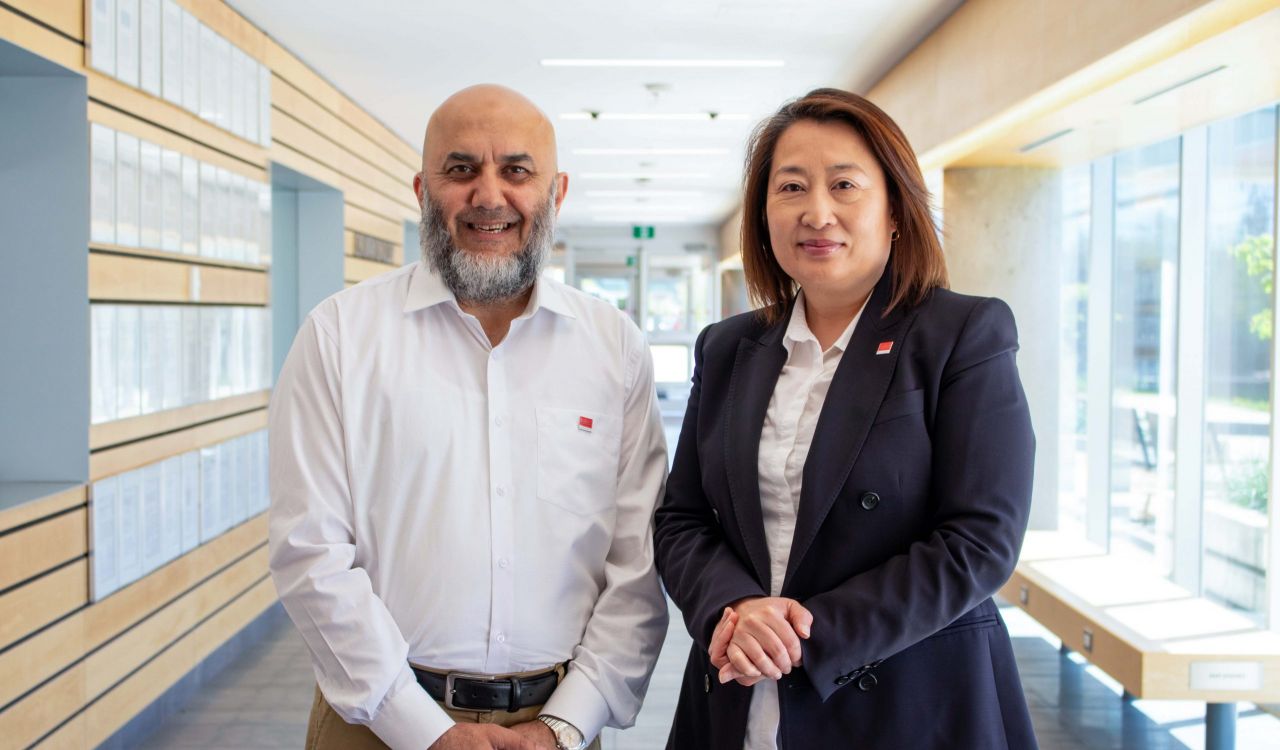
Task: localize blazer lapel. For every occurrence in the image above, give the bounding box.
[783,269,919,590]
[724,314,789,588]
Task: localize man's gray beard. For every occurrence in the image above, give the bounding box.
[419,186,556,304]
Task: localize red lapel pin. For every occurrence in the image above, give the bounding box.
[876,341,894,356]
[578,416,594,433]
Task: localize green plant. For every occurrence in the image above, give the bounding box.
[1225,459,1269,513]
[1229,233,1274,341]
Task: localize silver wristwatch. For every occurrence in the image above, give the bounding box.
[536,714,586,750]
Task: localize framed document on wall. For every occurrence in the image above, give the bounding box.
[161,456,183,562]
[199,24,217,122]
[91,0,117,77]
[117,469,143,584]
[91,477,120,600]
[181,154,199,255]
[215,35,232,132]
[229,47,246,139]
[139,0,161,96]
[139,305,164,414]
[91,124,116,245]
[140,463,165,572]
[200,445,220,542]
[116,0,140,87]
[116,305,142,419]
[161,306,183,410]
[162,148,182,252]
[181,8,199,112]
[181,451,201,553]
[161,0,182,105]
[91,304,119,424]
[115,132,141,248]
[139,141,163,250]
[245,58,260,144]
[259,63,271,146]
[182,306,203,405]
[199,162,216,257]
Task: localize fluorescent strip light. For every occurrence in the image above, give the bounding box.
[1132,65,1228,105]
[573,148,730,156]
[1018,128,1075,153]
[580,173,710,180]
[543,58,784,68]
[585,190,704,198]
[590,216,697,223]
[560,113,751,121]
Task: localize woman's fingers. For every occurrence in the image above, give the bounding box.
[725,642,760,680]
[708,608,736,669]
[732,624,778,675]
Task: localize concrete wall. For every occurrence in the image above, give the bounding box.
[943,167,1062,529]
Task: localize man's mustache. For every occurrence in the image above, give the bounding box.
[455,208,522,225]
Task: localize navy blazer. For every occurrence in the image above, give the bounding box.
[654,266,1038,749]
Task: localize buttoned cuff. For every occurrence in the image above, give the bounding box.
[540,667,613,743]
[367,665,454,750]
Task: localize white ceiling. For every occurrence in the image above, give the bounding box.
[227,0,961,228]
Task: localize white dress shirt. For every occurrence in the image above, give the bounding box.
[744,291,865,750]
[268,262,670,750]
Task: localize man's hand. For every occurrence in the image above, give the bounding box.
[509,720,557,749]
[718,597,812,684]
[428,723,540,750]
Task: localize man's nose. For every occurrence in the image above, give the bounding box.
[469,171,507,211]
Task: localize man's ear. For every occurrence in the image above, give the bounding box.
[553,172,569,215]
[413,172,425,209]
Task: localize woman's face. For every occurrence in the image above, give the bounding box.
[764,119,895,305]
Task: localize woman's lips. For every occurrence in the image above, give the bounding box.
[800,239,842,256]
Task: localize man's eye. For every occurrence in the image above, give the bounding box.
[506,166,529,175]
[446,164,474,174]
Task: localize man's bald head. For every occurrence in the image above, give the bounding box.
[422,84,559,174]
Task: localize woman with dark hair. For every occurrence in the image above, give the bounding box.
[654,88,1038,749]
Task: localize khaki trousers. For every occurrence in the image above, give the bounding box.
[305,676,604,749]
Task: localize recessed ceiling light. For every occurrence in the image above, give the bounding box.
[572,148,730,156]
[580,173,710,180]
[542,58,784,68]
[585,190,705,198]
[560,112,751,121]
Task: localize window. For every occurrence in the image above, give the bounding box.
[1058,164,1091,538]
[1202,105,1277,621]
[1110,138,1181,574]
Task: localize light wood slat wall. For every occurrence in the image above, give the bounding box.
[0,1,421,746]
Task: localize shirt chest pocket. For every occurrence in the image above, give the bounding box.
[535,406,622,517]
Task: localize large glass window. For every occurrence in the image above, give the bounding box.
[1110,138,1181,574]
[1202,105,1277,621]
[1058,164,1091,538]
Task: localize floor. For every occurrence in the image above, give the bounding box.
[128,601,1280,750]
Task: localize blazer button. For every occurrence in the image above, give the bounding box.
[834,674,851,686]
[704,674,711,693]
[858,673,878,692]
[860,492,880,511]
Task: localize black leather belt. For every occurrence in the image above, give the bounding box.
[412,665,561,712]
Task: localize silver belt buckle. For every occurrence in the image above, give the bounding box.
[443,671,502,711]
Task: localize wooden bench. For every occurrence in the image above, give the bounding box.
[998,531,1280,750]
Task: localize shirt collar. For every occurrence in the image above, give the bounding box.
[402,261,577,320]
[783,289,864,356]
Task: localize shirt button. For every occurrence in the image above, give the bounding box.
[494,416,504,427]
[496,486,506,497]
[498,558,509,568]
[496,633,506,643]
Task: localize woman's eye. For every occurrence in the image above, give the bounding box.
[778,183,802,193]
[833,179,856,190]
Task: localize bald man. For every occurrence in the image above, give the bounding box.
[268,85,670,750]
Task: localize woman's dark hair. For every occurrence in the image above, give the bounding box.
[740,88,948,322]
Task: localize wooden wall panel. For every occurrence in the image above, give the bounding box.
[0,1,423,745]
[89,410,267,481]
[0,509,87,591]
[0,486,86,535]
[90,390,270,451]
[0,561,87,652]
[345,255,398,285]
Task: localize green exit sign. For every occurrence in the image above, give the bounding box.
[632,226,655,239]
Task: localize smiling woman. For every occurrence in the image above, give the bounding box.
[654,88,1039,750]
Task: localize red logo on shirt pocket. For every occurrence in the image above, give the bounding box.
[578,416,594,432]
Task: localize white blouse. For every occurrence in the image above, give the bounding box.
[744,291,866,750]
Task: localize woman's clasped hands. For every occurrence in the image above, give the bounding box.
[709,597,814,686]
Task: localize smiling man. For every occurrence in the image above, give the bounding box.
[268,85,670,750]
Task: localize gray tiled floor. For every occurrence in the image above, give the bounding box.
[130,602,1280,749]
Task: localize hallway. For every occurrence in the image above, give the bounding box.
[121,601,1280,749]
